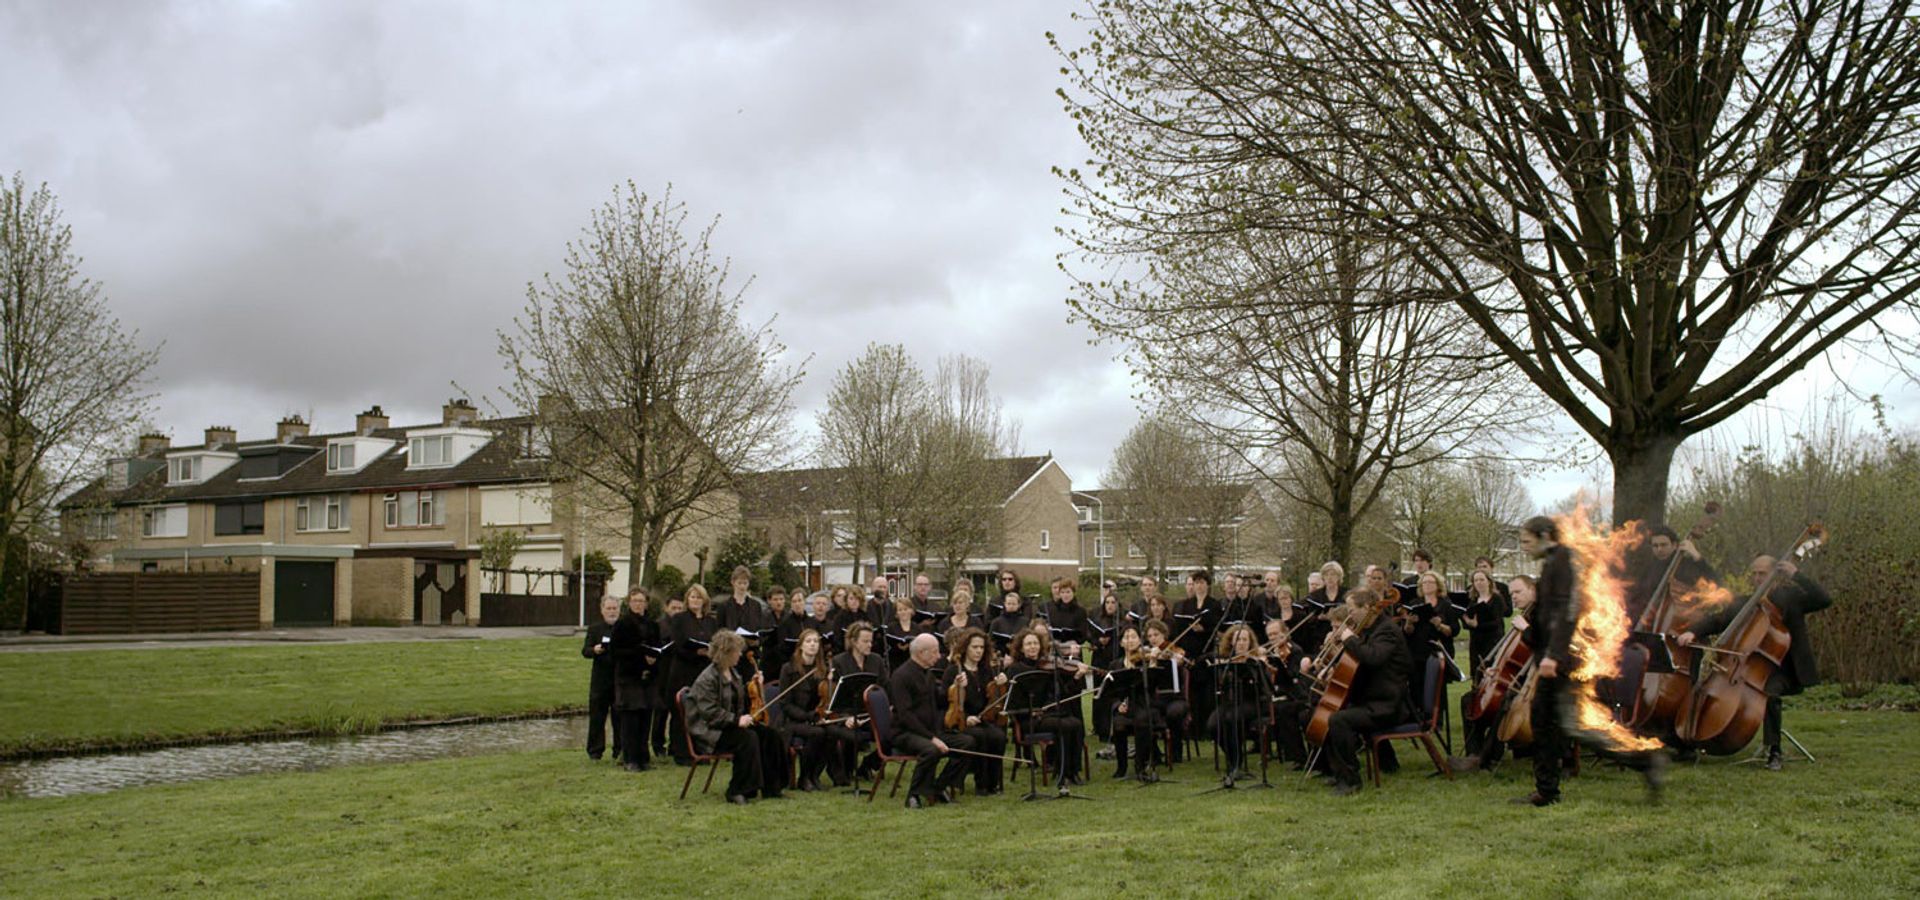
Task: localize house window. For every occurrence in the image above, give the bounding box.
[140,504,188,538]
[168,457,196,484]
[327,442,355,472]
[214,501,265,536]
[84,511,116,541]
[296,494,349,532]
[1127,542,1143,559]
[409,435,454,467]
[1094,536,1113,559]
[1039,529,1051,551]
[1076,506,1092,524]
[384,490,445,528]
[831,521,855,548]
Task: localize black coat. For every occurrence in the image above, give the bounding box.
[888,660,944,739]
[1525,545,1578,668]
[664,611,718,696]
[609,612,660,711]
[1296,587,1343,654]
[1343,613,1414,720]
[582,620,616,690]
[1043,600,1090,647]
[1691,573,1833,695]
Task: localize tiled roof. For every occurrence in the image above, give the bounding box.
[66,416,547,509]
[737,454,1054,518]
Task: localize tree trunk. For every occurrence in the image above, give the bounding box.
[629,504,650,589]
[1609,432,1682,528]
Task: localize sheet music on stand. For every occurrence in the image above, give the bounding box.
[1628,631,1677,674]
[827,672,881,716]
[1006,669,1055,716]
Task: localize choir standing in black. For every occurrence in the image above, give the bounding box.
[609,589,661,771]
[581,596,620,761]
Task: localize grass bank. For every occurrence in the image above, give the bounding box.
[1,709,1913,897]
[0,637,585,757]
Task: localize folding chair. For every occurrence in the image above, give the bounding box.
[861,686,921,802]
[1366,656,1454,787]
[674,688,733,800]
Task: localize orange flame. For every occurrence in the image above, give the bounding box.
[1552,501,1664,752]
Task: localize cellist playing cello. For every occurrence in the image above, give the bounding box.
[1675,554,1833,771]
[1317,586,1413,796]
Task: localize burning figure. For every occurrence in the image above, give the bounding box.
[1514,513,1670,807]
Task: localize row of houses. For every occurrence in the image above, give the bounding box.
[59,401,1290,628]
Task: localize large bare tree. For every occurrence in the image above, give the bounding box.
[1,174,158,627]
[818,343,926,580]
[499,183,803,588]
[901,355,1019,580]
[1059,0,1920,525]
[1103,415,1253,574]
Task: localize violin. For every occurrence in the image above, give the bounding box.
[945,671,968,731]
[745,652,766,720]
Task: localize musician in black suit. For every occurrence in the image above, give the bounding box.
[582,596,621,761]
[1322,587,1412,795]
[891,634,977,808]
[1677,555,1832,771]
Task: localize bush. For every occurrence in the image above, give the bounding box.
[651,565,687,601]
[1671,405,1920,685]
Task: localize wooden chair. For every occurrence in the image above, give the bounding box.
[860,686,922,802]
[674,688,733,800]
[1366,656,1454,787]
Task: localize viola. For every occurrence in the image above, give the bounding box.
[745,652,766,720]
[945,671,968,731]
[1678,523,1827,755]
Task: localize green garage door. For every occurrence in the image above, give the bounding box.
[274,561,336,627]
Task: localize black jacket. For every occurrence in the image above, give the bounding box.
[1343,613,1414,720]
[1044,600,1090,647]
[1525,544,1578,668]
[582,620,616,695]
[889,660,944,739]
[777,659,829,724]
[1172,597,1223,657]
[609,612,660,711]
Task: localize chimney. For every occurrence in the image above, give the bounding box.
[204,426,237,449]
[137,432,170,455]
[442,398,478,426]
[355,405,389,436]
[276,414,309,443]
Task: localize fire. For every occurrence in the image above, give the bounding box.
[1552,501,1665,752]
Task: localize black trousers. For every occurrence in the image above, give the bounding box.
[1461,693,1493,758]
[1025,715,1084,781]
[650,699,669,753]
[1325,705,1396,787]
[587,687,614,758]
[1092,693,1115,742]
[1111,701,1165,769]
[1533,674,1657,799]
[958,723,1006,792]
[1765,696,1783,751]
[1160,699,1190,762]
[617,707,651,767]
[788,721,860,784]
[894,731,976,799]
[714,723,787,799]
[1270,698,1308,765]
[1209,700,1260,771]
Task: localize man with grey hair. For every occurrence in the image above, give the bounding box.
[889,633,977,808]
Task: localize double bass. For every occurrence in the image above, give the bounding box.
[1624,501,1722,731]
[1677,523,1827,755]
[1496,659,1537,745]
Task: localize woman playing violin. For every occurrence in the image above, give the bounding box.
[941,627,1009,795]
[1005,627,1088,786]
[777,628,857,790]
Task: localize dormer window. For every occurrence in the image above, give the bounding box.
[410,435,454,467]
[169,457,196,484]
[327,442,355,471]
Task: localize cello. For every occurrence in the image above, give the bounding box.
[1464,620,1531,722]
[1624,502,1723,731]
[1304,601,1386,746]
[1676,523,1827,755]
[1496,659,1537,745]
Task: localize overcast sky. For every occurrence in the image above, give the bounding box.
[4,0,1914,509]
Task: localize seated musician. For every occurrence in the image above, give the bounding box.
[884,597,924,671]
[831,622,889,778]
[683,630,786,805]
[1108,625,1167,779]
[1262,618,1311,768]
[941,627,1009,796]
[1321,587,1413,796]
[890,634,977,808]
[1675,555,1832,771]
[1139,619,1190,763]
[1208,624,1274,781]
[778,628,857,790]
[1005,627,1088,786]
[1453,575,1538,773]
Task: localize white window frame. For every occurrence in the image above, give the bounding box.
[1094,536,1113,559]
[168,457,196,484]
[1127,542,1144,559]
[1039,529,1051,551]
[384,490,443,528]
[326,494,345,530]
[384,493,399,528]
[140,504,187,538]
[296,494,350,532]
[409,435,454,468]
[327,442,354,472]
[85,511,116,541]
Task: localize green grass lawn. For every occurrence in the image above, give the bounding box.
[1,709,1913,898]
[0,638,585,756]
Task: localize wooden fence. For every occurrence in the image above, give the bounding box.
[479,570,607,627]
[61,572,260,635]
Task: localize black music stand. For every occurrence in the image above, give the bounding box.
[1197,659,1275,794]
[1007,670,1094,801]
[827,673,880,794]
